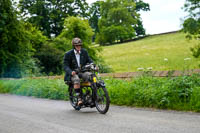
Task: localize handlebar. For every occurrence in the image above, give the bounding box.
[75,63,99,73]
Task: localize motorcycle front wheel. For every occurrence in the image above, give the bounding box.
[95,86,110,114]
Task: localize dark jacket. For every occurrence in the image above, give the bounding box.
[63,48,93,81]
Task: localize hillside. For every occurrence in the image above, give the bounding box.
[101,32,200,72]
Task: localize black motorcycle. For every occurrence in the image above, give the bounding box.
[68,63,110,114]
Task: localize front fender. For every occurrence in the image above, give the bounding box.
[97,80,106,87]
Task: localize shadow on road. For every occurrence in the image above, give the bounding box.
[67,109,98,114]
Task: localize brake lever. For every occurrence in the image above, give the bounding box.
[74,68,80,74]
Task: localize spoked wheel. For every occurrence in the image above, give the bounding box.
[95,86,110,114]
[68,86,80,111]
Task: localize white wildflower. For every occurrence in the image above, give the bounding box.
[164,58,168,61]
[147,67,153,70]
[137,67,144,71]
[184,58,191,61]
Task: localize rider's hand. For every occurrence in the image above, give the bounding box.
[71,71,76,76]
[95,66,99,72]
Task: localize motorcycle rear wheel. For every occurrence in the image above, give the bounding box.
[69,86,80,111]
[95,86,110,114]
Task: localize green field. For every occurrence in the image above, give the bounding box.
[102,32,200,72]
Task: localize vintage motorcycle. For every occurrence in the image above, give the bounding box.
[68,63,110,114]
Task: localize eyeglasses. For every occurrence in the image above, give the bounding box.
[75,45,82,47]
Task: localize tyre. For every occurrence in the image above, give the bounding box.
[95,86,110,114]
[68,86,80,111]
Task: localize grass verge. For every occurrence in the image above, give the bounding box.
[106,74,200,112]
[0,74,200,112]
[0,78,69,100]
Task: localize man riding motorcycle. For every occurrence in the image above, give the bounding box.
[63,37,93,106]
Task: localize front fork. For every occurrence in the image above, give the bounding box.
[91,75,106,101]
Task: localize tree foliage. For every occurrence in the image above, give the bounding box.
[96,0,137,45]
[89,1,102,35]
[34,44,63,75]
[183,0,200,58]
[19,0,89,37]
[134,0,150,36]
[0,0,33,78]
[0,0,50,78]
[24,22,47,51]
[94,0,149,45]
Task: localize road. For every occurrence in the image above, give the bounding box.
[0,94,200,133]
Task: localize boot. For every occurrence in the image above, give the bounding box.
[75,89,83,106]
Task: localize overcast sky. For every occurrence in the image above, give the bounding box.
[87,0,187,35]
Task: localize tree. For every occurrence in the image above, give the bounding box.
[96,0,138,45]
[19,0,89,37]
[89,0,149,43]
[182,0,200,58]
[89,1,102,39]
[134,0,150,36]
[0,0,33,78]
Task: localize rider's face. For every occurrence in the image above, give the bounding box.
[75,45,81,51]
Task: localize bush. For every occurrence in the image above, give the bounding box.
[105,74,200,112]
[35,44,63,75]
[0,79,69,100]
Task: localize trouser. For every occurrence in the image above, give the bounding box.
[71,72,92,93]
[71,72,92,85]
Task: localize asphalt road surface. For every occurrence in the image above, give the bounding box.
[0,94,200,133]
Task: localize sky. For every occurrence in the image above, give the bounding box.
[87,0,188,35]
